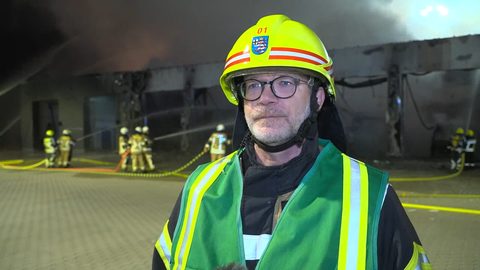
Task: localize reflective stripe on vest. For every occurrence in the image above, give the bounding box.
[243,234,271,260]
[405,242,432,270]
[338,154,369,270]
[465,139,476,152]
[172,153,235,270]
[156,220,172,269]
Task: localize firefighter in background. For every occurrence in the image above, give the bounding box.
[66,129,76,166]
[142,126,155,171]
[44,130,57,168]
[465,129,476,168]
[204,124,232,162]
[119,127,130,172]
[448,127,467,170]
[57,129,75,168]
[128,126,145,173]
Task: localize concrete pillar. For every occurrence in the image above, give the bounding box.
[386,65,403,157]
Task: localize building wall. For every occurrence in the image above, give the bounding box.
[335,69,480,160]
[20,76,110,154]
[10,69,480,161]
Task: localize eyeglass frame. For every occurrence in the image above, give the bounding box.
[236,76,314,101]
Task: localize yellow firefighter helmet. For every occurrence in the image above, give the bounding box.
[466,129,474,136]
[456,127,465,134]
[46,130,54,136]
[219,14,335,106]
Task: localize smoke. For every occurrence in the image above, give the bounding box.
[34,0,414,78]
[0,1,66,83]
[4,0,480,81]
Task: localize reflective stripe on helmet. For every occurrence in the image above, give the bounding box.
[225,50,251,70]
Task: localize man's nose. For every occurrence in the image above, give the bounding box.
[257,83,277,103]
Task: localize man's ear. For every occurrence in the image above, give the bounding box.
[316,87,326,112]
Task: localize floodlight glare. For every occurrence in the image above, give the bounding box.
[436,5,449,15]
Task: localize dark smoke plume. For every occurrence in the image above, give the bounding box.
[0,1,65,82]
[4,0,413,81]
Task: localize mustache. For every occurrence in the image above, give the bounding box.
[250,107,287,120]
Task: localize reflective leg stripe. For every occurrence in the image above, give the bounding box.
[243,234,272,260]
[405,242,432,270]
[172,153,235,270]
[338,154,369,270]
[155,220,172,270]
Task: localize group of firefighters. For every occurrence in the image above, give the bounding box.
[118,126,155,173]
[44,124,475,172]
[118,123,232,173]
[449,127,477,170]
[43,123,231,172]
[43,129,76,168]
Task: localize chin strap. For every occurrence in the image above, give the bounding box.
[251,80,322,153]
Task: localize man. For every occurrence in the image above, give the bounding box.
[448,127,466,170]
[204,124,232,161]
[44,130,57,168]
[465,129,476,168]
[152,15,430,270]
[119,127,130,172]
[66,129,76,167]
[57,129,75,168]
[142,126,156,171]
[128,126,145,173]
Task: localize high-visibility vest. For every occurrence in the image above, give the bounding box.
[160,139,390,270]
[128,134,144,154]
[206,132,230,154]
[119,135,129,155]
[44,137,56,154]
[142,134,153,153]
[465,137,476,153]
[57,135,73,151]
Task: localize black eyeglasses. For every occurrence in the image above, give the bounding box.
[238,76,313,101]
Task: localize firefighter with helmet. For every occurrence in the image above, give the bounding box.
[44,130,57,168]
[57,129,75,168]
[465,129,476,168]
[204,123,232,161]
[448,127,467,170]
[153,15,430,269]
[128,126,145,173]
[142,126,155,171]
[119,127,130,172]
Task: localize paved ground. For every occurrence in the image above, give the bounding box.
[0,152,479,269]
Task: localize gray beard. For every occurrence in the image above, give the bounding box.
[246,105,311,146]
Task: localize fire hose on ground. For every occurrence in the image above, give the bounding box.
[0,149,207,178]
[1,151,478,215]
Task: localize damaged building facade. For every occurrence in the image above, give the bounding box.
[1,34,478,161]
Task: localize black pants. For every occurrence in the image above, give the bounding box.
[465,152,475,167]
